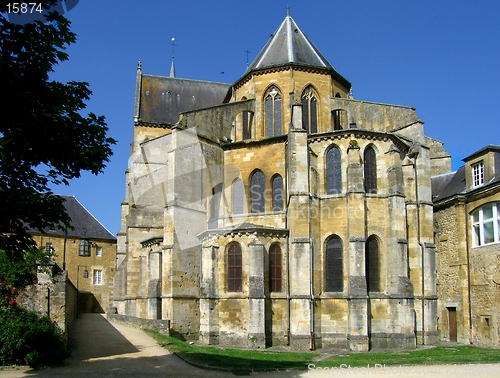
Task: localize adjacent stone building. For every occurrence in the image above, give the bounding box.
[433,145,500,347]
[115,13,450,350]
[30,195,117,313]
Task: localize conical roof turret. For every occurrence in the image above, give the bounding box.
[239,12,350,89]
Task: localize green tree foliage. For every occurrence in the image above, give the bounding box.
[0,248,68,367]
[0,0,116,257]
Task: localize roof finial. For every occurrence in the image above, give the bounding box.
[170,37,177,78]
[287,5,290,16]
[137,60,142,71]
[245,49,251,68]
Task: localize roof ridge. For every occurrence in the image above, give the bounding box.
[71,196,116,239]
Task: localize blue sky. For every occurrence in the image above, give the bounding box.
[17,0,500,234]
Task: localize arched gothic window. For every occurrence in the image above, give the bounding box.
[364,146,377,194]
[302,87,318,133]
[228,243,242,292]
[232,178,244,215]
[365,236,380,292]
[325,236,343,292]
[326,146,342,194]
[265,87,282,137]
[269,244,282,292]
[250,170,265,213]
[272,174,284,211]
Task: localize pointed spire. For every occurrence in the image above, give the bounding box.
[170,59,176,78]
[170,37,176,78]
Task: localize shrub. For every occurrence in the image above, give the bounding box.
[0,249,68,367]
[0,305,69,367]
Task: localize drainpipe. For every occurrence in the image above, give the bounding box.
[63,228,67,271]
[464,199,473,344]
[409,148,425,344]
[307,143,315,351]
[284,140,291,346]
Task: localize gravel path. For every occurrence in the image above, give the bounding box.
[0,313,499,377]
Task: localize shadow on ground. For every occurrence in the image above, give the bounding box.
[2,314,307,377]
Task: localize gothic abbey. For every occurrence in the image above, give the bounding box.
[114,13,453,350]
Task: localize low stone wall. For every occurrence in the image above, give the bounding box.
[107,312,170,335]
[17,262,77,346]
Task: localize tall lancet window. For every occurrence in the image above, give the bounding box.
[250,170,265,213]
[228,243,242,292]
[232,178,244,215]
[265,87,282,137]
[326,146,342,194]
[269,244,282,292]
[302,87,318,133]
[364,146,377,194]
[365,235,380,292]
[242,111,253,140]
[325,236,343,292]
[272,174,284,211]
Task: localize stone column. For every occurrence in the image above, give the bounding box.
[287,104,313,349]
[248,239,265,348]
[346,141,369,351]
[147,249,162,319]
[199,242,219,345]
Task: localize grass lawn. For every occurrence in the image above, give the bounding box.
[146,331,500,371]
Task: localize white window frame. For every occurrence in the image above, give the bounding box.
[472,161,484,188]
[93,269,102,285]
[96,247,102,257]
[472,203,500,247]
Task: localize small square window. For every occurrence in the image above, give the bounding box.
[96,247,102,257]
[93,270,102,285]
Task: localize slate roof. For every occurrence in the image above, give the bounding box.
[135,74,231,126]
[29,195,116,241]
[432,167,466,202]
[432,145,500,203]
[242,13,351,89]
[462,144,500,162]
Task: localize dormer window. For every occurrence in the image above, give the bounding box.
[472,161,484,188]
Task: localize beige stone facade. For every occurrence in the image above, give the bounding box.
[434,145,500,347]
[116,14,450,350]
[30,196,117,313]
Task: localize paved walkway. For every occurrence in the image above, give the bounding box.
[0,314,499,377]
